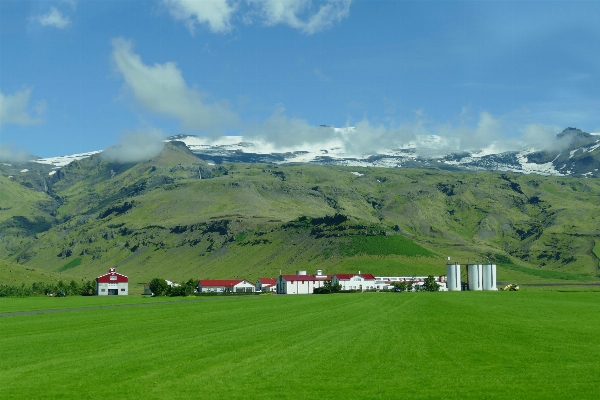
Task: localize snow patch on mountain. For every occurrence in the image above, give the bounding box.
[33,151,101,168]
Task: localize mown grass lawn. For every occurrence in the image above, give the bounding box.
[1,292,599,399]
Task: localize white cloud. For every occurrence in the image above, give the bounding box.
[246,107,327,148]
[163,0,352,35]
[101,129,166,164]
[0,145,31,164]
[163,0,236,34]
[111,37,240,133]
[251,0,352,34]
[35,7,71,29]
[0,88,44,126]
[245,108,415,155]
[521,123,566,151]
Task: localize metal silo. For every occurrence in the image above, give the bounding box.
[482,264,497,291]
[467,264,483,291]
[446,264,461,291]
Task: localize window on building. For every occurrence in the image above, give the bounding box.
[101,289,105,292]
[121,288,125,291]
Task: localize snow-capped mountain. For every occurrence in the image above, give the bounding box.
[21,127,600,178]
[166,127,600,178]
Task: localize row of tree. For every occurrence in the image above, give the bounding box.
[148,278,197,296]
[314,280,343,294]
[0,280,96,297]
[391,275,440,292]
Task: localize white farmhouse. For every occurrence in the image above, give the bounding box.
[332,273,377,291]
[197,279,255,293]
[256,277,277,293]
[276,270,332,294]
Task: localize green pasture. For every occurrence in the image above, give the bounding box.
[2,292,599,399]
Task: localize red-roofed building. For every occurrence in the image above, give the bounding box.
[332,273,377,291]
[256,277,277,293]
[197,279,255,293]
[276,270,332,294]
[96,268,128,296]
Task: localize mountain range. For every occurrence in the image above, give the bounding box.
[1,128,599,289]
[17,127,600,180]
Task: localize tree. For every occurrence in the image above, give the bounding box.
[314,279,342,294]
[423,275,440,292]
[184,278,197,295]
[168,285,188,297]
[392,281,408,292]
[68,280,80,296]
[149,278,169,296]
[81,280,96,296]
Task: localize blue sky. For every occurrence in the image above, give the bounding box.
[1,0,600,159]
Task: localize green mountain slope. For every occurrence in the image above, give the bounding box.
[1,143,599,285]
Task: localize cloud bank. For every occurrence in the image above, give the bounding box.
[108,39,573,158]
[111,38,239,133]
[163,0,352,34]
[0,88,44,126]
[101,129,165,164]
[0,145,31,164]
[243,109,574,158]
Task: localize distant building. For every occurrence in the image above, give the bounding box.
[332,273,377,291]
[276,270,332,294]
[256,277,277,293]
[96,268,128,296]
[197,279,255,293]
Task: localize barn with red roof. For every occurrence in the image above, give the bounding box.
[96,268,128,296]
[197,279,255,293]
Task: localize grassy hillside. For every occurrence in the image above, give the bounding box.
[0,259,80,286]
[1,143,600,284]
[2,293,600,398]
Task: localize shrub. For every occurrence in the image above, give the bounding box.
[149,278,169,296]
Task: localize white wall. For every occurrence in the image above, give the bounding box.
[277,277,326,294]
[233,281,255,293]
[333,276,376,291]
[96,282,128,295]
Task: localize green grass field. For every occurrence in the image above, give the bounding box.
[2,292,599,399]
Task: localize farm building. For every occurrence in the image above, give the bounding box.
[332,273,377,291]
[256,277,277,293]
[197,279,255,293]
[276,270,332,294]
[96,268,128,296]
[375,276,449,291]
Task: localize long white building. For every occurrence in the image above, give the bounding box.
[276,270,331,294]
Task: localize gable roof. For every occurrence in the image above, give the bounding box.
[258,278,277,286]
[279,274,334,281]
[280,275,320,282]
[334,273,376,281]
[198,279,250,287]
[96,268,128,283]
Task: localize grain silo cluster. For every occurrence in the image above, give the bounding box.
[445,263,497,291]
